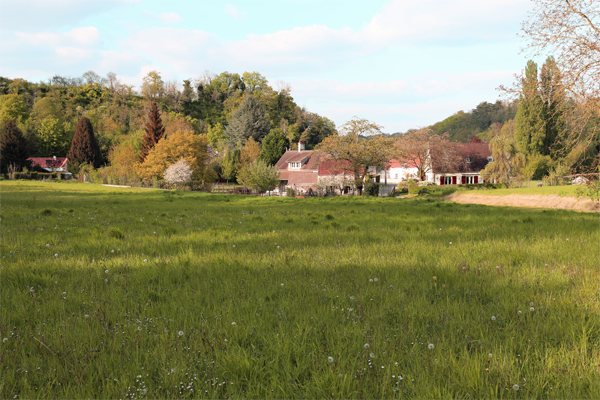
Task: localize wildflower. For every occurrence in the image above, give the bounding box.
[233,245,236,248]
[428,343,435,350]
[105,270,109,274]
[178,331,184,336]
[513,384,520,391]
[530,307,535,312]
[2,338,7,343]
[328,356,334,363]
[138,326,142,331]
[488,353,493,358]
[449,242,452,245]
[432,276,437,280]
[364,343,370,349]
[85,314,89,318]
[231,322,237,326]
[496,266,500,269]
[46,244,49,247]
[491,316,496,321]
[54,253,58,257]
[30,287,34,292]
[374,278,378,282]
[530,302,534,306]
[144,259,147,262]
[518,310,523,315]
[369,279,373,282]
[281,283,284,287]
[370,353,375,358]
[111,250,114,253]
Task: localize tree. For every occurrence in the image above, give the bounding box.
[141,71,165,100]
[0,94,28,126]
[67,116,102,173]
[237,159,280,193]
[137,130,212,182]
[164,159,193,184]
[224,94,270,147]
[0,119,28,172]
[481,120,527,186]
[540,56,568,157]
[395,128,460,182]
[316,117,394,195]
[207,122,226,151]
[514,60,546,155]
[259,128,288,166]
[238,137,261,169]
[521,0,599,166]
[221,148,238,182]
[139,102,165,163]
[38,117,71,156]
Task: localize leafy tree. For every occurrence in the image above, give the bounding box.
[0,94,28,125]
[237,159,280,193]
[221,148,238,182]
[30,97,62,126]
[224,94,270,148]
[108,142,139,178]
[38,117,71,156]
[0,119,28,172]
[207,122,226,151]
[481,120,526,186]
[67,116,102,173]
[260,128,288,165]
[238,137,261,170]
[164,158,193,184]
[141,71,165,100]
[139,102,165,163]
[316,117,394,195]
[137,131,212,182]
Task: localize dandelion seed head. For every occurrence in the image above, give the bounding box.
[2,338,7,343]
[428,343,435,350]
[374,278,378,282]
[231,322,237,326]
[328,356,334,363]
[364,343,370,349]
[530,307,535,312]
[513,384,520,391]
[491,316,496,321]
[178,331,184,336]
[105,270,109,274]
[370,353,375,358]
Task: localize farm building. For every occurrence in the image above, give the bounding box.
[27,156,69,173]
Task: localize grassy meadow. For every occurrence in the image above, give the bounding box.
[1,181,599,399]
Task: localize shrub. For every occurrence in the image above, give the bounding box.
[363,180,380,196]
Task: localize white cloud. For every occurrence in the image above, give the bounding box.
[225,4,245,20]
[55,46,94,64]
[157,12,182,24]
[15,27,100,48]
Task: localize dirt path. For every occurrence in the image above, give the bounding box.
[445,193,599,212]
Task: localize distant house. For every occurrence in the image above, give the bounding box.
[275,141,320,194]
[431,142,492,185]
[381,159,420,184]
[27,156,69,173]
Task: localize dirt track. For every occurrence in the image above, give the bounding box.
[445,193,599,212]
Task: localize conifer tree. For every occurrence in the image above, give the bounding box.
[224,94,270,148]
[540,56,567,157]
[67,116,101,173]
[0,118,28,172]
[259,128,288,166]
[139,101,165,163]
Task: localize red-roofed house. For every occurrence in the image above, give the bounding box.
[432,142,492,185]
[380,159,420,184]
[27,156,69,173]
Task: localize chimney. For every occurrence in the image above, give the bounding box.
[53,155,57,160]
[298,141,305,152]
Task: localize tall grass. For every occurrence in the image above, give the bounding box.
[1,181,598,399]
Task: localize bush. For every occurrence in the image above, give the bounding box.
[363,180,380,196]
[286,188,295,197]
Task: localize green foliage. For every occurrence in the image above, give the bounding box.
[0,119,28,172]
[259,128,288,166]
[221,148,238,182]
[37,117,71,156]
[0,94,28,126]
[363,179,380,196]
[207,122,226,151]
[225,94,271,148]
[236,159,280,193]
[524,154,553,180]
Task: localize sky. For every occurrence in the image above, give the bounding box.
[0,0,537,133]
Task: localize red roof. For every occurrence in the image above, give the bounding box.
[318,159,354,176]
[27,157,68,169]
[288,171,319,185]
[387,158,419,169]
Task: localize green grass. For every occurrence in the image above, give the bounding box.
[461,184,582,197]
[1,180,599,399]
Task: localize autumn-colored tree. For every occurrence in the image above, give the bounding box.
[0,119,28,172]
[137,130,213,182]
[238,137,261,169]
[108,142,139,178]
[67,116,102,173]
[316,117,394,195]
[141,71,165,100]
[139,102,165,163]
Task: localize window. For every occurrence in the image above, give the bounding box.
[466,157,471,163]
[444,176,453,185]
[289,162,301,169]
[464,176,475,184]
[487,157,493,162]
[394,173,398,179]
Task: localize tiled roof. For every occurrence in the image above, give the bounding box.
[458,143,491,172]
[318,159,354,176]
[387,158,420,169]
[288,171,319,185]
[275,150,315,169]
[27,157,68,168]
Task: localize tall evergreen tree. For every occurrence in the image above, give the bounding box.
[224,94,270,148]
[514,60,546,155]
[139,101,165,163]
[67,116,102,173]
[0,118,28,172]
[540,56,567,157]
[259,128,288,166]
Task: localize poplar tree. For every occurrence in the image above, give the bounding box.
[67,116,102,173]
[0,119,28,172]
[139,102,165,163]
[514,60,546,156]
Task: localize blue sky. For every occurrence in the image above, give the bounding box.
[0,0,537,133]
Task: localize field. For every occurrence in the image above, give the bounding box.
[1,181,599,399]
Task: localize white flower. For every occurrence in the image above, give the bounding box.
[370,353,375,358]
[364,343,370,349]
[374,278,378,282]
[488,353,493,358]
[428,343,435,350]
[328,356,334,363]
[231,322,237,326]
[369,279,373,282]
[54,253,58,257]
[30,287,34,292]
[46,244,49,247]
[496,265,500,269]
[233,245,236,248]
[111,250,114,253]
[518,310,523,315]
[178,331,184,336]
[137,326,142,331]
[85,314,89,318]
[449,242,452,245]
[513,384,520,391]
[530,307,535,312]
[144,259,147,262]
[491,316,496,321]
[2,338,7,343]
[281,283,284,287]
[105,270,109,274]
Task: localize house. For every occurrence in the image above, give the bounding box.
[430,142,492,185]
[380,159,420,184]
[27,156,69,173]
[275,141,320,194]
